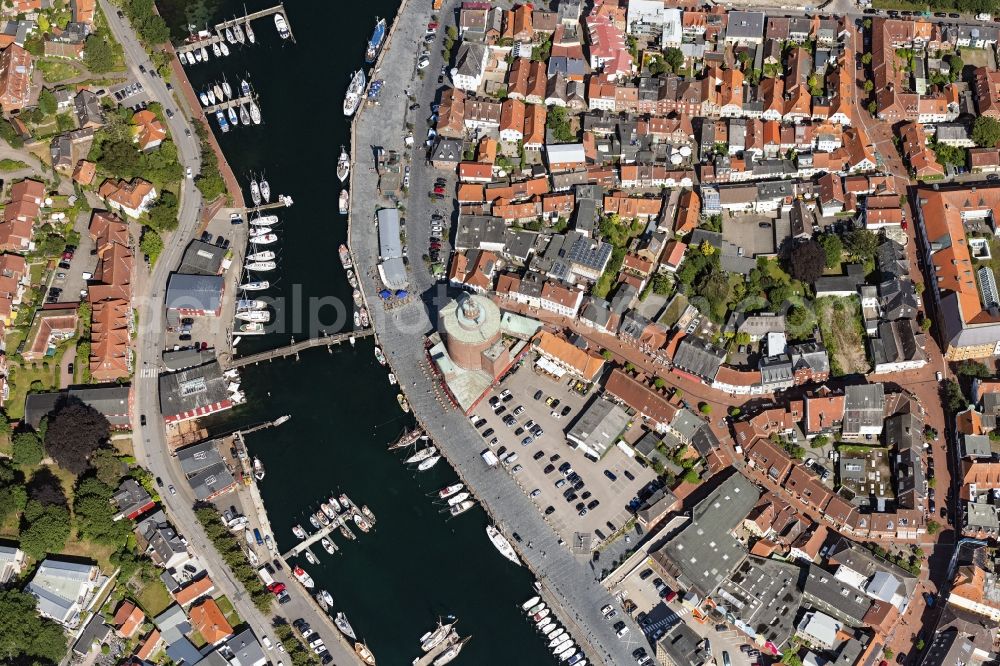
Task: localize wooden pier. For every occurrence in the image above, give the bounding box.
[176,3,295,58]
[226,330,374,368]
[244,198,294,215]
[203,93,255,115]
[282,515,347,560]
[413,632,463,666]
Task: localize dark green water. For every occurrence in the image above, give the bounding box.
[159,1,555,663]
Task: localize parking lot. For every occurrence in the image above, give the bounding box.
[613,563,756,666]
[470,360,655,550]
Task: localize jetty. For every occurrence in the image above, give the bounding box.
[203,93,256,116]
[413,631,462,666]
[225,330,374,368]
[244,197,294,215]
[176,3,295,59]
[281,515,348,560]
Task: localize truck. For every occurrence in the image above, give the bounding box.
[257,566,275,587]
[481,449,499,467]
[253,528,264,546]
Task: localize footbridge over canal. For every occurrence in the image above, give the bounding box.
[222,329,375,369]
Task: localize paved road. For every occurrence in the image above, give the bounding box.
[101,4,359,664]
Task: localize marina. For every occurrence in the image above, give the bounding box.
[175,3,295,62]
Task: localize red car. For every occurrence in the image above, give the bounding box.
[267,582,286,594]
[61,251,73,260]
[663,590,677,602]
[427,22,438,30]
[433,185,445,194]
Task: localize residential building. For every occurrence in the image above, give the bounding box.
[98,178,157,219]
[0,43,31,111]
[27,559,104,628]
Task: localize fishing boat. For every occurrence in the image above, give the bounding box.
[335,612,357,640]
[240,280,270,290]
[365,17,387,64]
[245,250,275,262]
[449,500,475,517]
[234,22,245,44]
[198,91,209,106]
[275,13,290,39]
[353,513,372,532]
[337,146,350,182]
[207,89,217,105]
[339,523,356,541]
[213,83,224,101]
[219,41,230,56]
[250,179,261,205]
[225,26,236,43]
[405,446,437,464]
[353,312,361,328]
[417,455,440,471]
[486,525,521,566]
[397,394,410,413]
[320,503,337,521]
[354,642,375,666]
[240,322,265,334]
[339,189,349,214]
[321,537,336,555]
[250,233,278,245]
[420,619,457,652]
[252,214,279,225]
[439,483,464,499]
[260,179,271,202]
[359,307,369,328]
[240,104,251,125]
[374,346,386,365]
[212,42,221,57]
[343,69,366,117]
[252,457,265,480]
[328,496,342,513]
[245,19,255,43]
[447,492,471,506]
[235,309,270,323]
[292,525,307,539]
[250,101,262,124]
[308,514,321,529]
[433,637,470,666]
[222,79,232,99]
[241,78,251,97]
[339,244,353,269]
[200,46,209,61]
[250,226,273,236]
[529,602,546,615]
[293,566,315,588]
[228,106,239,126]
[361,505,375,522]
[215,110,229,132]
[244,261,276,272]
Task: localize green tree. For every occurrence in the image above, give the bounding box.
[601,349,613,360]
[973,116,1000,148]
[20,499,71,558]
[90,447,126,487]
[545,106,576,143]
[139,227,163,261]
[943,379,968,413]
[819,234,843,268]
[861,52,872,65]
[44,399,111,474]
[73,477,129,545]
[0,460,26,525]
[927,520,942,535]
[37,87,56,115]
[652,272,672,295]
[0,589,69,664]
[83,34,116,73]
[956,360,992,378]
[699,403,712,415]
[682,468,700,484]
[147,190,179,232]
[787,305,808,328]
[782,651,803,666]
[653,377,666,389]
[844,229,879,264]
[663,47,684,72]
[12,431,43,467]
[948,54,963,82]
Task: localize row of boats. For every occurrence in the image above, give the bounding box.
[291,492,376,549]
[199,77,263,132]
[342,17,387,116]
[412,617,470,666]
[179,12,291,67]
[338,146,350,214]
[521,596,588,666]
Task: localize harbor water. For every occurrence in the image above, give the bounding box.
[159,0,557,662]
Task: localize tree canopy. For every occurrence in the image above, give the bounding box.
[973,115,1000,148]
[11,431,43,467]
[74,477,130,545]
[43,399,111,475]
[147,190,179,231]
[83,33,116,73]
[0,589,68,665]
[788,240,826,284]
[20,499,70,559]
[844,229,879,264]
[819,234,843,269]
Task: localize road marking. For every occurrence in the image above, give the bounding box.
[139,368,159,378]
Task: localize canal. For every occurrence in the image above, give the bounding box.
[156,0,556,663]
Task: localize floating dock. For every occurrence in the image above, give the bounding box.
[413,631,461,666]
[176,3,295,59]
[203,93,257,116]
[225,330,374,368]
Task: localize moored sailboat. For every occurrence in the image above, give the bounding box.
[335,612,357,640]
[432,636,470,666]
[486,525,522,566]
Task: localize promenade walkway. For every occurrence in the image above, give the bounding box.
[345,0,640,663]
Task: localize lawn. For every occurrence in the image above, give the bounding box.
[5,361,60,419]
[37,59,80,83]
[135,578,173,616]
[215,595,242,627]
[815,296,869,376]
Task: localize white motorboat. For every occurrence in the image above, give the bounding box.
[420,619,457,653]
[320,590,334,606]
[228,106,239,126]
[222,79,232,99]
[405,446,437,464]
[235,310,271,323]
[550,635,570,649]
[250,179,261,206]
[199,91,210,106]
[219,41,230,56]
[252,214,279,225]
[225,26,236,43]
[353,512,372,532]
[212,42,221,57]
[547,629,565,643]
[200,46,209,61]
[537,617,553,631]
[249,226,273,236]
[541,623,559,636]
[432,637,470,666]
[293,566,315,588]
[237,299,267,310]
[215,110,229,132]
[275,13,290,39]
[486,525,521,566]
[207,88,217,105]
[179,51,188,65]
[449,500,475,517]
[234,22,245,44]
[353,312,360,328]
[308,514,321,529]
[417,455,441,471]
[240,280,270,290]
[337,146,350,182]
[320,502,337,520]
[251,233,277,245]
[343,69,365,116]
[439,483,465,500]
[321,537,336,554]
[304,549,318,565]
[528,602,546,615]
[335,612,357,640]
[446,492,471,506]
[328,496,342,513]
[533,608,551,622]
[260,179,271,202]
[246,20,255,43]
[388,373,397,385]
[559,648,577,662]
[521,596,540,611]
[240,104,251,125]
[250,102,262,124]
[241,79,251,96]
[245,250,275,262]
[252,457,265,480]
[240,322,265,334]
[339,189,349,215]
[292,525,306,539]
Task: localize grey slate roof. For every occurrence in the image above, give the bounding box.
[673,335,726,381]
[165,273,224,312]
[24,385,132,429]
[455,215,506,250]
[157,361,230,421]
[842,383,886,435]
[178,239,225,276]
